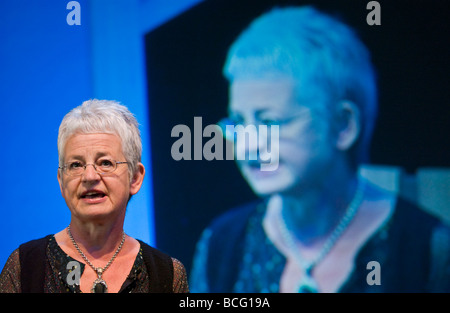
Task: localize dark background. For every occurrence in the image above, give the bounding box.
[144,0,450,274]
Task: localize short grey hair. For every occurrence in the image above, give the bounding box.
[58,99,142,180]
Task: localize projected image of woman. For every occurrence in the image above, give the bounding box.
[189,6,450,293]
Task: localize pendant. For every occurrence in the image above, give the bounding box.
[296,272,319,293]
[91,278,108,293]
[91,268,108,293]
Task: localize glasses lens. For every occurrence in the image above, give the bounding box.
[96,159,116,173]
[66,161,84,176]
[218,118,238,141]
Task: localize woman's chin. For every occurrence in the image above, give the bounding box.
[72,203,121,223]
[242,164,297,196]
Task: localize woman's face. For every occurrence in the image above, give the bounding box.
[228,77,338,196]
[57,133,144,223]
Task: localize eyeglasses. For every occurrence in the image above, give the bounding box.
[59,159,129,177]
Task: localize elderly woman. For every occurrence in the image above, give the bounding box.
[190,6,450,293]
[0,99,189,293]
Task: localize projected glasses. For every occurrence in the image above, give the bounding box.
[217,110,312,142]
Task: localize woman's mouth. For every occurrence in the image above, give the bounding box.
[80,190,107,203]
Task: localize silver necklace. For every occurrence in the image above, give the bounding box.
[276,179,365,293]
[67,225,126,293]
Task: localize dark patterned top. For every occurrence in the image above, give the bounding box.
[0,236,189,293]
[190,198,450,293]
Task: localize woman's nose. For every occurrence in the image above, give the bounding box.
[234,125,260,161]
[81,164,101,181]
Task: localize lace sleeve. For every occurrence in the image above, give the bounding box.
[429,223,450,292]
[172,257,189,293]
[0,249,21,293]
[189,228,212,292]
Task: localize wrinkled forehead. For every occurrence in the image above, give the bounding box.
[59,129,123,159]
[228,74,331,116]
[63,132,124,159]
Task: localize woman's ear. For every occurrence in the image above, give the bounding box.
[57,168,64,195]
[130,163,145,196]
[334,101,361,151]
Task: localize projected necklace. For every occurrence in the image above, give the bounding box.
[67,225,126,293]
[277,179,365,293]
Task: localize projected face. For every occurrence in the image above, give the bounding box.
[229,76,337,196]
[57,133,141,223]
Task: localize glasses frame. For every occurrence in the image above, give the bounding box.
[217,110,311,141]
[58,160,129,177]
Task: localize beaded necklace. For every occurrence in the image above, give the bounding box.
[276,179,365,292]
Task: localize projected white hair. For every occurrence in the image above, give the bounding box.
[57,99,142,180]
[223,6,378,165]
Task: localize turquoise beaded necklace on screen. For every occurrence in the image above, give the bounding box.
[276,179,366,293]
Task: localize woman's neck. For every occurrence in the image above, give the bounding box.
[275,170,359,246]
[68,218,125,260]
